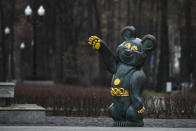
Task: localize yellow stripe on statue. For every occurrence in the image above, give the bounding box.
[110,88,129,96]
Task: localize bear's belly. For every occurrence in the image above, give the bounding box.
[112,96,131,114]
[110,64,135,114]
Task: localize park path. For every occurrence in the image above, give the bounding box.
[0,117,196,127]
[0,126,196,131]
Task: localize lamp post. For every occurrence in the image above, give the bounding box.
[20,42,25,80]
[24,4,45,80]
[4,26,12,81]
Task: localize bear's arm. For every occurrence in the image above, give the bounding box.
[130,70,146,110]
[99,43,118,74]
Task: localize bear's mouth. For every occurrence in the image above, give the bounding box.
[124,49,132,56]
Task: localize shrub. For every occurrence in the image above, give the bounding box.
[14,84,196,118]
[14,84,111,116]
[143,94,196,118]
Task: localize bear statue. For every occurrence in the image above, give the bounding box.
[88,26,156,127]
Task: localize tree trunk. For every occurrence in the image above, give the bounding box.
[54,10,63,83]
[94,0,108,85]
[127,0,131,25]
[156,0,169,92]
[180,0,192,83]
[0,0,15,81]
[193,27,196,88]
[0,3,6,81]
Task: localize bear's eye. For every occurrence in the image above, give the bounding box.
[131,45,138,51]
[125,43,131,49]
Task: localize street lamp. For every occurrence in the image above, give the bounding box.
[24,5,45,16]
[24,5,32,16]
[37,5,45,16]
[4,27,10,35]
[24,4,45,80]
[20,42,25,49]
[20,42,25,80]
[4,26,12,81]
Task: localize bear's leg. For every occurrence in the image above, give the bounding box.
[125,105,145,127]
[108,103,124,121]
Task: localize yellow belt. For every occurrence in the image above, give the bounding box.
[110,88,129,96]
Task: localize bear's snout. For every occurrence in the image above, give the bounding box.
[124,49,132,56]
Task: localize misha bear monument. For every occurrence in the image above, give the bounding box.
[88,26,156,127]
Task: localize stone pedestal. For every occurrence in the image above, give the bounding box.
[0,104,45,124]
[0,83,46,124]
[0,82,15,106]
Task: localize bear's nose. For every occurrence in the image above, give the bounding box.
[124,49,132,56]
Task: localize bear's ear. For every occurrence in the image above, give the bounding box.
[141,34,156,52]
[121,26,136,41]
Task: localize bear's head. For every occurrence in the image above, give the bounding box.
[116,26,156,67]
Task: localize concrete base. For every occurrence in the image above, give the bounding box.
[0,127,196,131]
[0,82,15,98]
[0,82,15,106]
[0,104,45,124]
[0,99,6,106]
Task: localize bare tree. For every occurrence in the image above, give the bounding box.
[0,0,15,81]
[180,0,192,83]
[156,0,169,92]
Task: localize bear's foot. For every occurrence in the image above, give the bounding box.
[113,120,144,127]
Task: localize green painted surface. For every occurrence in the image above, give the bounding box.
[89,26,156,127]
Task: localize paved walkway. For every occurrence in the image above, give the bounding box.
[0,126,196,131]
[1,116,196,128]
[44,117,196,128]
